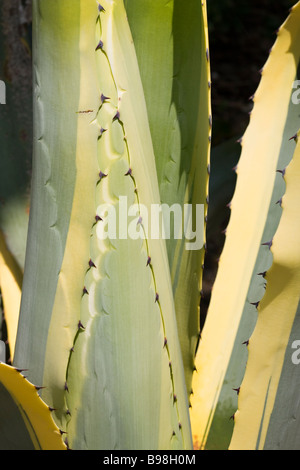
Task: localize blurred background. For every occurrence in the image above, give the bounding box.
[208,0,295,144]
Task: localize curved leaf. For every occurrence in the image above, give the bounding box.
[124,0,211,394]
[0,363,66,450]
[190,2,300,449]
[15,0,192,450]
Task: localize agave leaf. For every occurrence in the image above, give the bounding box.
[15,0,192,450]
[0,1,32,358]
[230,127,300,449]
[190,3,300,450]
[0,363,66,450]
[0,231,22,361]
[14,0,82,381]
[124,0,211,395]
[0,0,32,271]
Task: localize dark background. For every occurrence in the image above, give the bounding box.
[208,0,295,144]
[201,0,296,324]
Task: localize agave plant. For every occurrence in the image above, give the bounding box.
[0,0,32,361]
[0,0,300,451]
[191,1,300,450]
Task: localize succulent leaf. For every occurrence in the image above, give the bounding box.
[230,129,300,449]
[0,0,32,271]
[14,0,83,384]
[124,0,211,395]
[0,0,32,359]
[14,0,192,450]
[0,231,22,361]
[0,363,66,450]
[190,2,300,450]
